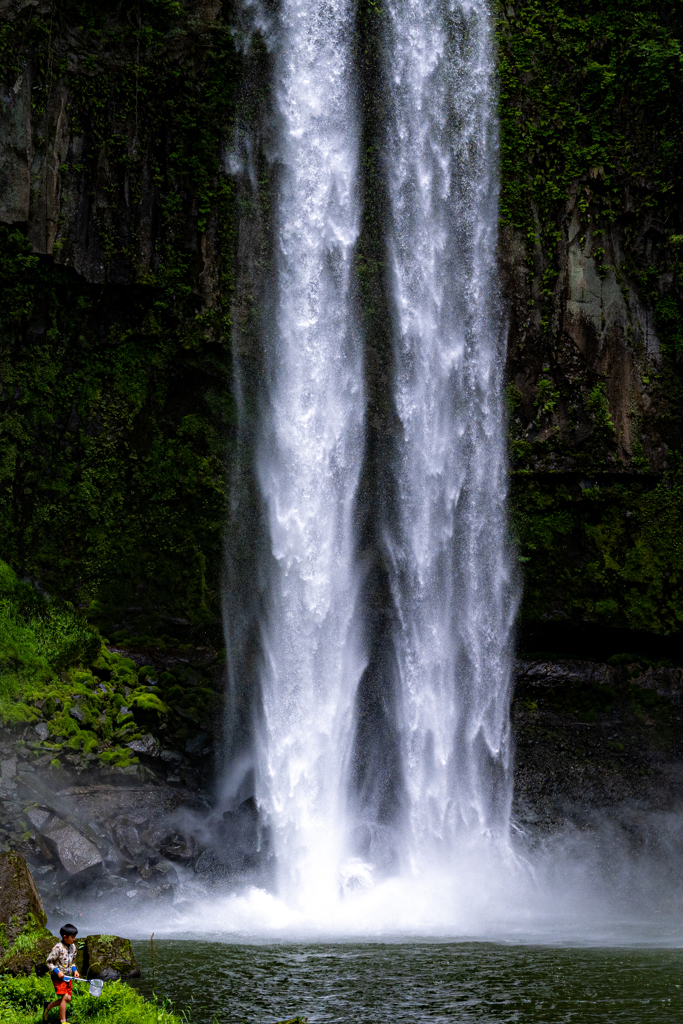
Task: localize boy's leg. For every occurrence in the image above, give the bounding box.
[43,998,59,1020]
[59,993,71,1022]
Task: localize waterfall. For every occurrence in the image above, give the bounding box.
[253,0,365,906]
[227,0,516,914]
[382,0,517,865]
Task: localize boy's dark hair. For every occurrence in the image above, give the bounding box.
[60,924,78,938]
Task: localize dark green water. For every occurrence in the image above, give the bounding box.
[129,940,683,1023]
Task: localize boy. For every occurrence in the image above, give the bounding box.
[44,924,80,1022]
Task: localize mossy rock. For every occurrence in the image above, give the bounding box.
[82,935,140,980]
[130,692,168,715]
[0,853,47,945]
[1,926,55,977]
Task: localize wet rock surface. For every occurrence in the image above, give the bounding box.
[1,758,212,913]
[511,657,683,845]
[0,637,229,911]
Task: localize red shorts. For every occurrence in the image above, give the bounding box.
[52,979,73,996]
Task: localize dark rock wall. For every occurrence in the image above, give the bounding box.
[0,0,241,632]
[512,657,683,837]
[498,0,683,643]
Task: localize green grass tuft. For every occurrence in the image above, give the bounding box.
[0,974,179,1024]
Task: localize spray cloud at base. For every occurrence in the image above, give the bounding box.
[72,814,683,945]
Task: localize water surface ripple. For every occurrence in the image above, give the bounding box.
[131,939,683,1023]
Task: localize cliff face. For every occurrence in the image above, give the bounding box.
[0,0,229,290]
[0,0,243,635]
[497,0,683,645]
[2,0,681,644]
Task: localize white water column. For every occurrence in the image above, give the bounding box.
[383,0,518,866]
[255,0,365,905]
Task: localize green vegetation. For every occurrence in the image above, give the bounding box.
[0,559,100,721]
[0,974,178,1024]
[0,975,306,1024]
[497,0,683,229]
[511,469,683,633]
[0,919,55,979]
[0,219,231,633]
[0,557,221,760]
[497,0,683,314]
[497,0,683,472]
[0,0,242,632]
[497,0,683,633]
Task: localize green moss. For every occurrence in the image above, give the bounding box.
[129,692,168,714]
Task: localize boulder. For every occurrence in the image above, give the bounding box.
[0,851,47,937]
[25,807,51,831]
[184,733,208,756]
[112,821,143,858]
[41,819,102,877]
[0,852,54,976]
[2,928,55,977]
[82,934,140,979]
[127,734,161,758]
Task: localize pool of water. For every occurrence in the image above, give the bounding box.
[128,940,683,1023]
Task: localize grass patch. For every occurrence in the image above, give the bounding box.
[0,557,219,764]
[0,975,178,1024]
[0,559,100,722]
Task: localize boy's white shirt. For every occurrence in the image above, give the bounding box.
[46,940,78,976]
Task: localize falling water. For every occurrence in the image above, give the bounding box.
[254,0,365,907]
[230,0,517,918]
[383,0,517,868]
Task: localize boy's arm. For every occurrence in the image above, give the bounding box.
[46,943,65,979]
